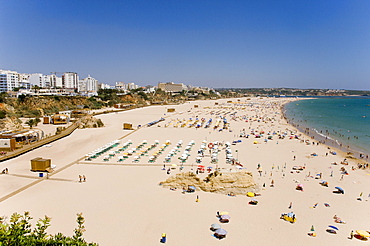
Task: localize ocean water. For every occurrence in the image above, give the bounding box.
[284,97,370,156]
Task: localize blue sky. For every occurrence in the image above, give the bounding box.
[1,0,369,90]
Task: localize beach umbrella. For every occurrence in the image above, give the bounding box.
[220,215,230,220]
[335,186,344,193]
[215,228,227,236]
[211,223,221,230]
[328,225,339,230]
[356,230,370,238]
[247,192,255,197]
[188,186,196,191]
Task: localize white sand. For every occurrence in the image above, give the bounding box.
[0,98,369,245]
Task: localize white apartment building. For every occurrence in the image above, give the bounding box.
[100,83,114,89]
[29,73,52,88]
[115,82,139,91]
[85,75,98,92]
[18,73,31,89]
[158,82,187,93]
[78,75,98,93]
[115,82,125,91]
[62,72,79,89]
[0,69,20,92]
[50,74,63,88]
[127,82,138,90]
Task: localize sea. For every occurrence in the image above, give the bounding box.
[284,97,370,158]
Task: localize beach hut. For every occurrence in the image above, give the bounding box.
[30,157,52,172]
[43,116,51,124]
[52,114,69,124]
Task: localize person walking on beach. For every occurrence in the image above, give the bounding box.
[79,175,82,182]
[288,202,292,209]
[349,230,354,239]
[83,175,86,182]
[270,180,274,187]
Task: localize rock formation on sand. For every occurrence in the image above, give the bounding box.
[160,170,258,195]
[78,115,104,129]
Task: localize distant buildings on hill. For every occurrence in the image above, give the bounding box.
[0,68,213,97]
[0,69,99,96]
[158,82,187,93]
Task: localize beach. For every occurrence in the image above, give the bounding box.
[0,97,369,245]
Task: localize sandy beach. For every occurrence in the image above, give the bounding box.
[0,97,369,245]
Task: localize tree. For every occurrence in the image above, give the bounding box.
[0,212,98,245]
[0,92,8,103]
[25,118,41,128]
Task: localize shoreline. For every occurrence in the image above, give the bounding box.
[283,99,370,164]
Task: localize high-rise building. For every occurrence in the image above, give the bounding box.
[29,74,52,88]
[78,75,98,94]
[62,72,79,89]
[50,74,63,88]
[0,69,20,92]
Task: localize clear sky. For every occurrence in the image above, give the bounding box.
[1,0,369,90]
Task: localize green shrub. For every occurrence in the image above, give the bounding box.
[0,212,98,245]
[0,110,6,119]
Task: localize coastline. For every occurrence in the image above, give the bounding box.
[283,99,370,163]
